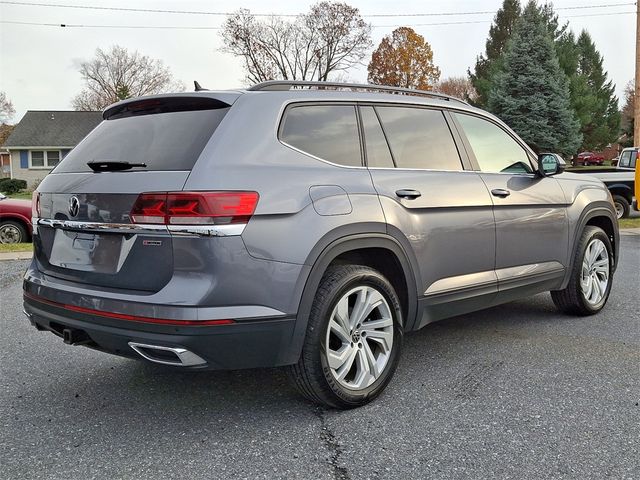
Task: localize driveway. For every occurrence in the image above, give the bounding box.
[1,236,638,480]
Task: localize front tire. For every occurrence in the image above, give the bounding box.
[288,265,403,409]
[551,226,613,315]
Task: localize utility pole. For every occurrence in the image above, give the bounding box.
[635,0,640,146]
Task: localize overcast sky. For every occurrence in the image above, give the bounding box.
[0,0,635,121]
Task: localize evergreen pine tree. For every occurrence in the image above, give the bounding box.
[488,1,581,155]
[468,0,520,107]
[570,31,620,150]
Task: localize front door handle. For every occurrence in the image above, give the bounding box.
[491,188,511,198]
[395,189,422,200]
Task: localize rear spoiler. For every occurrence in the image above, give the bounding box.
[103,94,237,120]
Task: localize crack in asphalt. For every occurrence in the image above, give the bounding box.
[315,407,350,480]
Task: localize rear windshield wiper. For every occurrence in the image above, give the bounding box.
[87,161,147,172]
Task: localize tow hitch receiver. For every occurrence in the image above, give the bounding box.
[62,328,92,346]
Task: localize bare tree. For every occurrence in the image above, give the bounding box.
[72,45,184,111]
[435,76,478,101]
[221,2,371,84]
[0,92,15,124]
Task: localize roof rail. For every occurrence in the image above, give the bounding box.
[247,80,468,105]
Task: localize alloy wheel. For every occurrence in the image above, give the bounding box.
[325,285,394,390]
[580,238,610,306]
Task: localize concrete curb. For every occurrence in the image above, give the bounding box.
[620,227,640,236]
[0,250,33,261]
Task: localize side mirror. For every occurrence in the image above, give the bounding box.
[538,153,566,176]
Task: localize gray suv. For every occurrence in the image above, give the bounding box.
[23,81,619,408]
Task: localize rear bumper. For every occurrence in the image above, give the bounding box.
[23,292,298,370]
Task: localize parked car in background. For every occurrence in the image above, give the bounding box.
[0,193,32,243]
[576,151,605,166]
[23,81,619,408]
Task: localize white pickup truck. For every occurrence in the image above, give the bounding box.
[569,147,637,218]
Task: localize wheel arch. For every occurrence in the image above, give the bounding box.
[281,232,420,366]
[607,184,633,203]
[562,204,619,289]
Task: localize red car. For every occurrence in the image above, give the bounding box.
[0,193,32,243]
[576,151,605,166]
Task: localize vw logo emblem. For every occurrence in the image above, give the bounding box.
[68,196,80,217]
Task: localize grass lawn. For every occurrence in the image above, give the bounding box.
[0,242,33,253]
[619,217,640,229]
[7,191,33,200]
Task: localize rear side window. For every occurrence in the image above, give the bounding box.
[360,106,394,168]
[280,105,362,167]
[619,150,637,168]
[54,108,229,173]
[454,113,532,174]
[375,106,462,170]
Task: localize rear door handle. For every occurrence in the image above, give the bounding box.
[395,189,422,200]
[491,188,511,198]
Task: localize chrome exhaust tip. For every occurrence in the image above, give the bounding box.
[128,342,207,367]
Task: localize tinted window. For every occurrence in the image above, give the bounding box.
[375,107,462,170]
[454,113,532,174]
[361,106,394,168]
[280,105,361,167]
[55,108,229,173]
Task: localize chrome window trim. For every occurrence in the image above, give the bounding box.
[34,218,245,237]
[280,140,473,174]
[278,101,471,173]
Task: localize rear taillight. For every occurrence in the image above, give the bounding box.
[32,191,40,218]
[130,191,259,225]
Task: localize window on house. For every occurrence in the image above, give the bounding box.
[30,150,61,168]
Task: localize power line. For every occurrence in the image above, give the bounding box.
[1,11,635,30]
[0,0,636,18]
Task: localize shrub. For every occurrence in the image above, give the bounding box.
[0,178,28,195]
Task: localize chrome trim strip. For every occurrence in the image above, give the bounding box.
[35,218,245,237]
[424,261,565,296]
[167,224,245,237]
[495,262,565,283]
[425,270,497,296]
[128,342,207,367]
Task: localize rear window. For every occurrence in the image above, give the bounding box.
[375,106,462,171]
[619,150,637,168]
[54,108,229,173]
[280,105,362,167]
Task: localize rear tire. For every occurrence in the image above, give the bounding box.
[551,226,613,316]
[612,195,630,219]
[287,265,403,409]
[0,220,27,244]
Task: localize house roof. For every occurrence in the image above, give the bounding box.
[2,110,103,148]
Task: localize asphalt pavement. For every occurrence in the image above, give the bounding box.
[1,236,638,480]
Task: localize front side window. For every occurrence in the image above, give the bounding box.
[454,113,532,174]
[375,106,462,170]
[280,105,361,167]
[30,150,60,168]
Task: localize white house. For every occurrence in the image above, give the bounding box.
[3,110,103,188]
